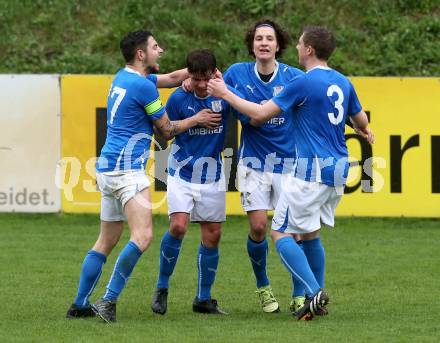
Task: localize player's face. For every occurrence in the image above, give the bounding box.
[190,71,215,97]
[253,26,278,62]
[141,36,163,71]
[296,34,308,66]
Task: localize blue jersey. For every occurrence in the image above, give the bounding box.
[167,87,239,184]
[96,67,165,172]
[223,62,304,173]
[272,66,362,186]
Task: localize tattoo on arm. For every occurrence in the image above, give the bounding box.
[168,120,179,137]
[158,118,180,138]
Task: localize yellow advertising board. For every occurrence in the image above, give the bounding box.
[61,75,171,214]
[61,75,440,217]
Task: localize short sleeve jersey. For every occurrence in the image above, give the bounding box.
[272,66,362,186]
[223,61,304,173]
[167,86,241,184]
[96,67,165,172]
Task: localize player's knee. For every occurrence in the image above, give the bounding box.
[211,227,222,243]
[204,226,222,246]
[250,220,267,238]
[170,219,188,238]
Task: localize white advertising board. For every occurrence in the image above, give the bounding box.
[0,75,61,212]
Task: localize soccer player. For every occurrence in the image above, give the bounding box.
[222,19,304,313]
[207,26,374,320]
[150,49,241,315]
[66,30,221,323]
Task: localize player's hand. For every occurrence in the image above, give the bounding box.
[207,78,228,98]
[182,77,193,92]
[354,126,375,144]
[214,68,223,79]
[195,109,222,129]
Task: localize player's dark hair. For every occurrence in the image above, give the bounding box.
[302,26,336,60]
[186,49,216,75]
[245,19,290,59]
[120,29,153,63]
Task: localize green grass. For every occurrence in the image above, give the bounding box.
[1,0,439,76]
[0,214,439,342]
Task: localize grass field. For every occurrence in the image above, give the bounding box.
[1,1,439,76]
[0,213,439,342]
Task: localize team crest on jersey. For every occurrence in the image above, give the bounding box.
[211,100,223,113]
[273,86,284,96]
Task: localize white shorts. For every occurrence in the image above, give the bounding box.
[167,174,226,222]
[96,170,150,222]
[237,166,283,212]
[271,177,343,234]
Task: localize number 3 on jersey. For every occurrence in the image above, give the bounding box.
[327,85,344,125]
[109,86,126,124]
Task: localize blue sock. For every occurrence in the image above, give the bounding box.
[157,231,183,289]
[197,244,219,301]
[103,241,142,301]
[302,237,325,288]
[247,236,269,288]
[292,240,306,297]
[275,236,320,297]
[74,250,107,308]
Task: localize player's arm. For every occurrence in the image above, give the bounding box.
[346,81,374,144]
[153,110,221,140]
[155,68,189,88]
[345,116,354,128]
[208,78,281,122]
[249,118,265,126]
[350,110,375,144]
[222,66,263,126]
[182,69,222,92]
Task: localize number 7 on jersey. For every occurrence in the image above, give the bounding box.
[109,86,126,124]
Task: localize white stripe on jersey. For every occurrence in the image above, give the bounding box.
[253,61,279,84]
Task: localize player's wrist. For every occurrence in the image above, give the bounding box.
[192,114,201,126]
[223,90,234,102]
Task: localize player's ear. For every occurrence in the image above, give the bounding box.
[135,49,143,61]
